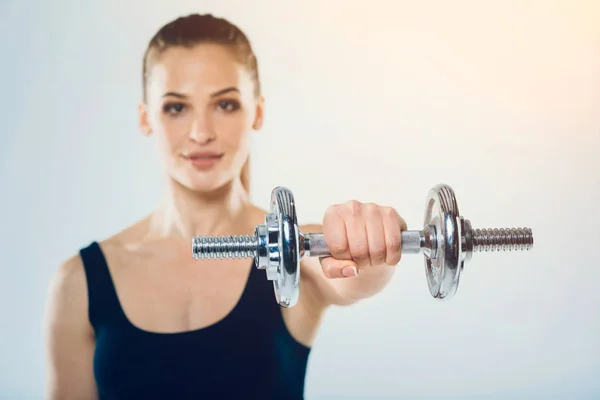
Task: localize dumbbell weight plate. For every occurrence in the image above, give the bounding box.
[424,184,464,299]
[268,187,300,308]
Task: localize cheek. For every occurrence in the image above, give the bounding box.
[215,111,252,150]
[151,112,189,151]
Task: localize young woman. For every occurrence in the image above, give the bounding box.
[44,13,407,399]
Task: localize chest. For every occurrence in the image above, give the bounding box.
[104,247,254,334]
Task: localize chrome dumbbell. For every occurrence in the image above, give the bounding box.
[191,184,534,308]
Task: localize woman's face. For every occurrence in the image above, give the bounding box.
[139,43,263,192]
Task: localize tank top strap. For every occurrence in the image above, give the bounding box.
[79,241,125,331]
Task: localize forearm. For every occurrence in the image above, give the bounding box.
[330,263,396,303]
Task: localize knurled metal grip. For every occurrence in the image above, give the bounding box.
[192,184,534,307]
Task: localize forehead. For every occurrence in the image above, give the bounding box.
[146,43,254,96]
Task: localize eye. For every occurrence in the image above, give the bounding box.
[218,100,240,112]
[163,102,186,115]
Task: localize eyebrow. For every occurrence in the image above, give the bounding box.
[162,87,240,99]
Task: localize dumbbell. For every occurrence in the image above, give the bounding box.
[191,184,534,308]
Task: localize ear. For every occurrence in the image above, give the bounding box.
[138,102,152,136]
[252,95,265,131]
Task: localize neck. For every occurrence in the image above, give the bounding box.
[147,177,251,241]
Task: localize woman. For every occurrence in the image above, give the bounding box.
[44,13,407,399]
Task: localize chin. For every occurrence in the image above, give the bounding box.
[174,171,234,193]
[164,156,242,193]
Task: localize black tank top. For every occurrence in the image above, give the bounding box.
[79,241,311,399]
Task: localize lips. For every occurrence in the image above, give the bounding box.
[182,152,224,170]
[183,151,223,159]
[182,152,224,160]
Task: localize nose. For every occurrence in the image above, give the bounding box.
[189,114,216,144]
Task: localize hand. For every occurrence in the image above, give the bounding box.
[319,201,407,279]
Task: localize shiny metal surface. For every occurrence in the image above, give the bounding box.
[472,227,534,252]
[192,184,534,307]
[192,234,257,260]
[269,186,300,308]
[303,230,424,257]
[424,184,462,299]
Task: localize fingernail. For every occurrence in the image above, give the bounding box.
[341,266,358,277]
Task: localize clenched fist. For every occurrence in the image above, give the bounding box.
[319,201,407,279]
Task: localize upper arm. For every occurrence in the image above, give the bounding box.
[44,254,98,400]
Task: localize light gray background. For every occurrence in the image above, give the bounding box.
[1,0,599,398]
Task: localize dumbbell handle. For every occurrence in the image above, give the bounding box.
[303,231,425,257]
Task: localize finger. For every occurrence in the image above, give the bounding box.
[342,201,371,267]
[319,257,359,279]
[364,203,386,266]
[381,206,407,266]
[323,206,352,260]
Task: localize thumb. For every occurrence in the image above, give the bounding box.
[319,257,359,279]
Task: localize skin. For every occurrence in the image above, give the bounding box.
[43,43,407,399]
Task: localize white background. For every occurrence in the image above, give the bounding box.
[1,0,599,398]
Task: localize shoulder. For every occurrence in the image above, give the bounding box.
[45,251,92,337]
[47,216,149,317]
[49,253,88,305]
[45,253,99,398]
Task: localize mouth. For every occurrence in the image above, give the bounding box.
[182,152,224,160]
[181,152,224,170]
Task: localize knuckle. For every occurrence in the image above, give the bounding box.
[366,204,383,220]
[323,209,342,231]
[344,200,362,216]
[364,202,379,214]
[324,204,340,218]
[382,206,398,218]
